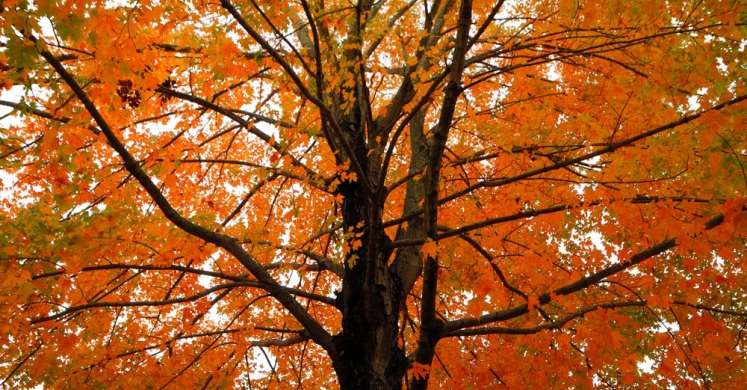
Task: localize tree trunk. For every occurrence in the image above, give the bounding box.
[324,21,429,380]
[330,142,410,388]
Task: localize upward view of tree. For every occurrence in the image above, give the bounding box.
[1,0,746,388]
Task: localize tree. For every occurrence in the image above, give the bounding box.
[1,0,746,388]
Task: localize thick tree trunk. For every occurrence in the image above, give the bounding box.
[324,17,430,380]
[331,165,409,389]
[332,252,409,389]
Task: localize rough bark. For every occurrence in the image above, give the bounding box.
[329,116,410,389]
[327,4,414,380]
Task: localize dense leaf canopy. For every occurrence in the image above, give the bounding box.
[1,0,747,388]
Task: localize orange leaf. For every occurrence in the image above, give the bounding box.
[411,362,430,381]
[527,296,540,311]
[734,211,747,234]
[421,239,439,260]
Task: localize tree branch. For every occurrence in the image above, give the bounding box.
[442,300,645,337]
[220,0,374,199]
[35,37,335,355]
[441,213,725,334]
[156,86,317,177]
[383,94,747,231]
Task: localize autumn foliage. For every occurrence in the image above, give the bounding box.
[1,0,747,388]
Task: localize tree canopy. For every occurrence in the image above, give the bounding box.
[1,0,747,388]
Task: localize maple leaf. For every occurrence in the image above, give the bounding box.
[411,362,431,381]
[421,239,439,260]
[57,334,79,355]
[2,0,747,388]
[527,296,540,311]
